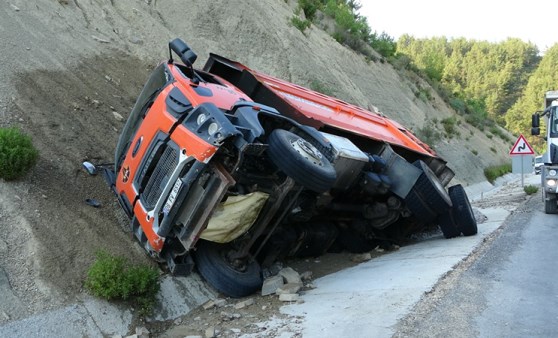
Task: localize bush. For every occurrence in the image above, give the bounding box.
[85,251,160,315]
[440,116,457,137]
[484,163,512,183]
[0,127,39,180]
[524,185,538,195]
[298,0,321,21]
[290,16,311,33]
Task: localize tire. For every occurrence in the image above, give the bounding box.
[405,160,452,223]
[448,184,477,236]
[544,195,558,214]
[267,129,337,193]
[438,211,462,238]
[194,240,262,298]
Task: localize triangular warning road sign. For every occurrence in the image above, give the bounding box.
[509,134,534,155]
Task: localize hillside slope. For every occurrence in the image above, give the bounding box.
[0,0,512,322]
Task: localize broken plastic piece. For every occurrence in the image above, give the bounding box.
[85,198,101,208]
[82,161,97,175]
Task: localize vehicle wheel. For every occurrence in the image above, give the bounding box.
[544,196,558,214]
[405,160,452,223]
[267,129,336,193]
[448,184,477,236]
[448,184,478,236]
[194,240,262,298]
[437,210,461,238]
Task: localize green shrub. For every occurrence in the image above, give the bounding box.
[85,251,160,315]
[0,127,39,180]
[290,16,311,33]
[418,123,441,145]
[484,163,512,183]
[471,149,478,155]
[524,185,538,195]
[298,0,321,21]
[440,116,457,137]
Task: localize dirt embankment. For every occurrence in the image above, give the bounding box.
[0,0,513,323]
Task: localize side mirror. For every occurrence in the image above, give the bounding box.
[169,38,198,66]
[532,127,540,136]
[532,113,540,128]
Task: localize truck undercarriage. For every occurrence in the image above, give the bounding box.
[107,39,478,297]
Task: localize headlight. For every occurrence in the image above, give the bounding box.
[549,169,557,177]
[197,113,207,125]
[547,179,556,187]
[208,122,219,135]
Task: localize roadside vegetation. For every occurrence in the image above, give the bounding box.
[289,0,396,58]
[0,127,39,180]
[484,164,512,183]
[85,251,160,316]
[524,185,539,195]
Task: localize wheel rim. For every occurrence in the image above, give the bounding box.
[291,138,324,166]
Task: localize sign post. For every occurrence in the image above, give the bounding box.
[509,134,535,187]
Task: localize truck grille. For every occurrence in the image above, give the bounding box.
[142,144,179,210]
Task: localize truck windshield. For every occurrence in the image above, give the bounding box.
[551,106,558,136]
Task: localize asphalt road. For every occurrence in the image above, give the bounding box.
[394,193,558,337]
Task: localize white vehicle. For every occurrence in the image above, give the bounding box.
[532,91,558,213]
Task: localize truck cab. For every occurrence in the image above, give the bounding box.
[532,91,558,213]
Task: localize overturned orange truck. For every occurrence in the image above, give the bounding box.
[106,38,477,297]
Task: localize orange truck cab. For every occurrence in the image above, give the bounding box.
[107,39,476,298]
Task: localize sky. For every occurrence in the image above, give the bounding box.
[360,0,556,52]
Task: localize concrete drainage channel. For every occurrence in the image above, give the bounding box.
[0,174,539,337]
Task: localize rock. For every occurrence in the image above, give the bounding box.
[234,298,255,309]
[112,111,124,121]
[230,328,241,333]
[374,246,385,253]
[111,335,122,338]
[220,312,233,321]
[214,298,227,307]
[202,298,227,310]
[136,326,149,338]
[276,283,302,295]
[279,267,302,284]
[279,293,300,302]
[202,300,216,310]
[184,336,203,338]
[261,275,284,296]
[10,4,20,11]
[204,327,216,338]
[351,252,372,262]
[300,270,313,281]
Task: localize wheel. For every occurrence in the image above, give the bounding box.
[448,184,478,236]
[544,195,558,214]
[437,210,461,238]
[448,184,477,236]
[193,240,262,298]
[267,129,336,193]
[405,160,452,223]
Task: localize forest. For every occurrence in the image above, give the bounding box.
[396,36,558,152]
[294,0,558,152]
